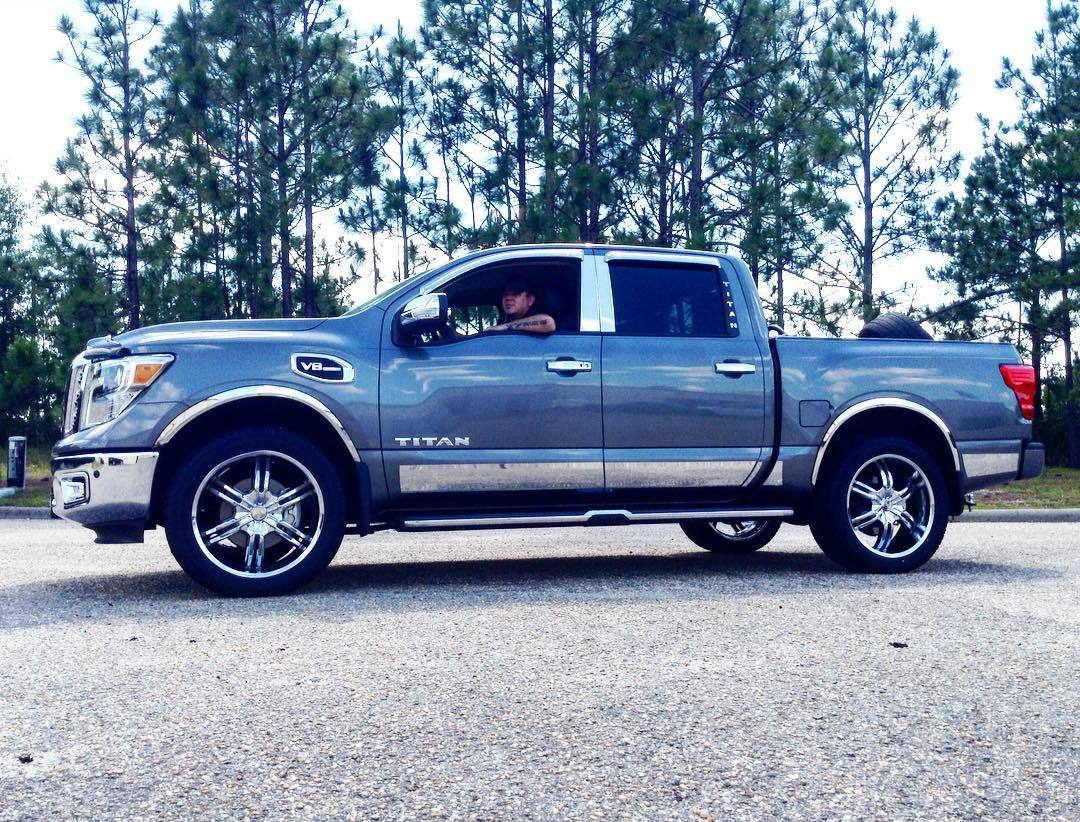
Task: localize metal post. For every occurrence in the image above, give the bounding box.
[7,437,26,489]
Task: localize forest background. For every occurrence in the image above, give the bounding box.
[0,0,1078,467]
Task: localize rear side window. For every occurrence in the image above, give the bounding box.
[609,261,738,337]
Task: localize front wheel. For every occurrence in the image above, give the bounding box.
[681,519,782,554]
[809,436,949,573]
[164,427,346,596]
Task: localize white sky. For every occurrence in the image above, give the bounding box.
[0,0,1050,309]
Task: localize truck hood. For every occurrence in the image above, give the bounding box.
[111,317,326,350]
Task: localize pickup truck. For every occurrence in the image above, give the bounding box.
[52,244,1045,595]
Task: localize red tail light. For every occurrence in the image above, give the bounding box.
[999,364,1036,421]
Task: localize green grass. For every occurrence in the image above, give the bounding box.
[973,467,1080,509]
[0,446,52,508]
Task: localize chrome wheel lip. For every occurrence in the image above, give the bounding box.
[846,453,934,559]
[707,519,771,541]
[191,450,325,579]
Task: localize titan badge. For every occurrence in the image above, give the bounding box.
[394,436,471,447]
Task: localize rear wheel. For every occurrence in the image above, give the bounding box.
[810,435,948,573]
[680,518,782,554]
[164,427,346,596]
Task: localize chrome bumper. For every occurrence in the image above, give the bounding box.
[52,452,158,542]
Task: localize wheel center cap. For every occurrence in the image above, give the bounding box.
[252,506,268,521]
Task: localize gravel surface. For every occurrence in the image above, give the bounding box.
[1,520,1077,820]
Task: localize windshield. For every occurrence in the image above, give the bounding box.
[340,258,459,317]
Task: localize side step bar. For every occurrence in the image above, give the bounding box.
[400,507,795,531]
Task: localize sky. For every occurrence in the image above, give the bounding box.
[0,0,1052,308]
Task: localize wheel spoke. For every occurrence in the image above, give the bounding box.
[850,509,879,531]
[205,516,242,539]
[207,519,246,545]
[876,460,894,491]
[253,534,266,572]
[877,520,897,553]
[270,517,310,548]
[897,475,923,501]
[897,510,919,535]
[268,482,314,513]
[209,480,250,510]
[253,456,271,495]
[851,480,877,501]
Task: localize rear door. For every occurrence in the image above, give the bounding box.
[598,251,769,502]
[380,250,605,511]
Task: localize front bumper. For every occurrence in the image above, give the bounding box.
[52,452,158,543]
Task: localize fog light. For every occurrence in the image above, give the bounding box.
[60,474,89,507]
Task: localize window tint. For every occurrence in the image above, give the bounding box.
[609,262,737,337]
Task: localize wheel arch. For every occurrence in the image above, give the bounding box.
[150,389,368,528]
[811,399,963,515]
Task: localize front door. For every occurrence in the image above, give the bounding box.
[380,252,604,511]
[598,253,769,504]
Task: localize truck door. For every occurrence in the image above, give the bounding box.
[380,251,605,510]
[598,252,769,503]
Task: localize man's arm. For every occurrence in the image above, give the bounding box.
[488,314,556,334]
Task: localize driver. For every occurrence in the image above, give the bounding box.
[488,278,556,334]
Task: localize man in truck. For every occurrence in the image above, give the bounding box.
[487,277,556,334]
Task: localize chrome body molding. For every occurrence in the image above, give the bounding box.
[401,507,795,530]
[605,460,758,489]
[399,461,604,494]
[52,451,159,526]
[156,386,361,461]
[811,398,962,485]
[962,451,1020,480]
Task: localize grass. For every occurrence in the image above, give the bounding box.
[0,447,52,508]
[2,446,1078,510]
[973,466,1080,509]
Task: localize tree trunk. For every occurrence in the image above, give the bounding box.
[121,36,140,330]
[1057,183,1078,466]
[687,0,705,249]
[861,111,874,323]
[278,104,293,318]
[514,0,527,238]
[542,0,555,239]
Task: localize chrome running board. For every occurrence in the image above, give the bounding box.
[400,507,794,531]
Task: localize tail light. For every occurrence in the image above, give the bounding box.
[999,364,1036,421]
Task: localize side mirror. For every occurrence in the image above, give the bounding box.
[397,292,448,339]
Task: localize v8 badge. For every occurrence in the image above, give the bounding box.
[291,353,354,383]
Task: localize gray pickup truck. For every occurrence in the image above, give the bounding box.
[52,244,1044,595]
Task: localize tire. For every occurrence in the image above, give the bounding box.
[857,312,932,340]
[809,435,949,573]
[681,519,782,554]
[163,426,346,596]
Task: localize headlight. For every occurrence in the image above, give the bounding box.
[81,354,173,429]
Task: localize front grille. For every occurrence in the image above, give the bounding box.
[63,360,89,436]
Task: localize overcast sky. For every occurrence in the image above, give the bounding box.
[0,0,1052,306]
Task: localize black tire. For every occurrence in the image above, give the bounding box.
[809,435,949,573]
[680,519,782,554]
[164,426,346,596]
[857,312,932,340]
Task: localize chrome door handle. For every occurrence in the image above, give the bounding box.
[715,361,756,376]
[547,359,593,373]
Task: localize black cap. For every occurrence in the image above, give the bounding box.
[502,277,533,295]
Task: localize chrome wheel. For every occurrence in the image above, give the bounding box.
[846,453,934,559]
[191,450,325,578]
[708,520,771,541]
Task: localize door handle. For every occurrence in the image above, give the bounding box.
[715,361,756,376]
[547,359,593,373]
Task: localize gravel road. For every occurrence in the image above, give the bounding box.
[1,520,1077,820]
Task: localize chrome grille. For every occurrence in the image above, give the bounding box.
[63,358,90,436]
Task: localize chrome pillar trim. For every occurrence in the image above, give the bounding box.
[156,386,361,461]
[401,507,795,529]
[399,461,604,494]
[962,451,1020,480]
[593,254,616,333]
[579,253,602,333]
[51,451,158,526]
[605,460,758,489]
[811,398,961,485]
[603,250,722,267]
[421,248,585,296]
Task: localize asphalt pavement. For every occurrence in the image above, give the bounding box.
[1,520,1077,820]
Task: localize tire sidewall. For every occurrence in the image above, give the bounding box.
[812,436,948,573]
[164,426,346,596]
[681,519,782,554]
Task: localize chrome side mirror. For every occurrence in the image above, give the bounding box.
[398,292,448,336]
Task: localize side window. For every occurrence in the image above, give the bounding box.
[609,261,738,337]
[418,258,582,344]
